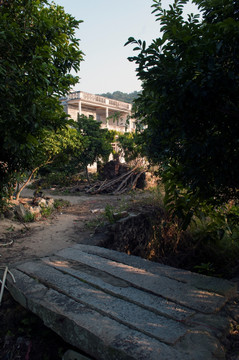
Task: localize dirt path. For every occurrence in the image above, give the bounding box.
[0,189,131,265]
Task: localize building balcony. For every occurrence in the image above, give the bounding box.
[65,91,131,111]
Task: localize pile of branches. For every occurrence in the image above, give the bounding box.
[86,165,145,195]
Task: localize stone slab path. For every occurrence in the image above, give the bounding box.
[7,245,237,360]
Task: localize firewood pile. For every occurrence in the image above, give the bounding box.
[86,165,146,195]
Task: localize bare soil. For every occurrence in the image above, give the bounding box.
[0,190,132,265]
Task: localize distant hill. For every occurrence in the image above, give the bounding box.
[98,91,140,104]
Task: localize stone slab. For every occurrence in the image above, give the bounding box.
[7,245,235,360]
[72,244,237,298]
[56,246,229,314]
[62,349,92,360]
[7,269,190,360]
[15,260,187,345]
[42,255,196,322]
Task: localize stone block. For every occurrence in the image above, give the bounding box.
[14,203,27,220]
[62,349,92,360]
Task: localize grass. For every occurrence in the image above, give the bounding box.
[23,212,36,222]
[85,217,105,230]
[53,198,71,210]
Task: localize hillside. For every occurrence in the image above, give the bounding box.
[99,91,140,104]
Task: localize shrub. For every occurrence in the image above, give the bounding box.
[23,212,36,223]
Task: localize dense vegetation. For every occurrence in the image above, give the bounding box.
[99,91,140,104]
[0,0,83,207]
[126,0,239,224]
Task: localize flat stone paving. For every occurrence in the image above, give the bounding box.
[7,244,237,360]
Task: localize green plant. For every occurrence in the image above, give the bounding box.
[126,0,239,204]
[75,115,115,184]
[188,202,239,277]
[104,204,115,224]
[40,206,53,218]
[194,262,215,276]
[6,226,15,232]
[53,199,70,210]
[23,212,36,223]
[0,0,83,204]
[85,217,105,230]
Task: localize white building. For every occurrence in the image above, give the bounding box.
[61,91,135,133]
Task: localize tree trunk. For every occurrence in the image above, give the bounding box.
[15,158,53,201]
[15,168,38,201]
[85,166,91,185]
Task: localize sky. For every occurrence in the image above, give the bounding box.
[54,0,199,95]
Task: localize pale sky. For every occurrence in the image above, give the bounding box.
[53,0,199,94]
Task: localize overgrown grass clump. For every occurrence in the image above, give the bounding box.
[142,186,239,278]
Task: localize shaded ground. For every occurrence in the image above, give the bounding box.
[0,189,239,359]
[0,190,133,265]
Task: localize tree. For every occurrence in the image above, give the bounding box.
[75,115,115,184]
[0,0,83,204]
[126,0,239,204]
[99,91,140,104]
[117,132,143,163]
[15,126,83,200]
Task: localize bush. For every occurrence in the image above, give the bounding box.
[53,199,71,210]
[23,212,36,223]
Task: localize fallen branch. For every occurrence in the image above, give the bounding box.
[86,179,107,194]
[0,239,14,247]
[113,171,137,194]
[89,165,139,194]
[131,170,145,190]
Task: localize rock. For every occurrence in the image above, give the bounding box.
[90,208,104,214]
[38,198,47,207]
[62,349,92,360]
[3,208,15,220]
[112,211,129,221]
[29,206,41,215]
[46,198,54,208]
[14,204,27,220]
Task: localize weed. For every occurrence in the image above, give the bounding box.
[104,204,115,224]
[6,225,15,232]
[85,217,105,229]
[53,198,70,210]
[40,206,53,218]
[194,262,215,276]
[23,212,35,222]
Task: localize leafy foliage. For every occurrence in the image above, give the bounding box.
[75,115,115,170]
[126,0,239,204]
[14,126,84,199]
[117,132,144,163]
[0,0,83,201]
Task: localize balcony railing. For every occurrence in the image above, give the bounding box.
[66,91,131,111]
